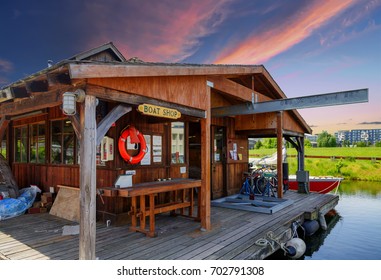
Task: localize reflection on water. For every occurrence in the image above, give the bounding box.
[267,180,381,260]
[303,209,342,257]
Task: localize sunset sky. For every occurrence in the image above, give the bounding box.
[1,0,380,134]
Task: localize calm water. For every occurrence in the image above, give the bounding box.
[269,180,381,260]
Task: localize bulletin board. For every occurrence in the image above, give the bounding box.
[227,138,248,163]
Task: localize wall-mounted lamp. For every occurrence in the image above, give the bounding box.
[62,89,85,115]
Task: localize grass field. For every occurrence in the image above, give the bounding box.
[249,147,381,181]
[249,147,381,158]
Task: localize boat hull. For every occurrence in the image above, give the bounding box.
[288,176,342,194]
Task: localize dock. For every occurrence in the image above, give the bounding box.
[0,191,338,260]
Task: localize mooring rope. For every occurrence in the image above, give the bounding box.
[255,231,284,251]
[318,179,341,194]
[255,221,302,254]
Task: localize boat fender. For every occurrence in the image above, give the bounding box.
[319,212,328,231]
[284,238,306,259]
[302,219,320,236]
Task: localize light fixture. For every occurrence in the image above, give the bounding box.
[62,89,85,115]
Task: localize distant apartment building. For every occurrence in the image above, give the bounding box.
[305,134,318,147]
[335,129,381,145]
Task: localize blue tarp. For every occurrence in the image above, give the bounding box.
[0,186,41,221]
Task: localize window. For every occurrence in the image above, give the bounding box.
[171,122,185,164]
[30,123,46,163]
[0,131,6,159]
[51,120,76,164]
[14,123,47,163]
[14,126,28,163]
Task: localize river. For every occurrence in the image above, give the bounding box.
[268,180,381,260]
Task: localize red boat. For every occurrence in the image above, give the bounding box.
[249,149,343,194]
[288,175,343,194]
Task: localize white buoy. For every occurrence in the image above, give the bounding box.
[284,238,306,259]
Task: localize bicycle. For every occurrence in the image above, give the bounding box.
[250,166,282,197]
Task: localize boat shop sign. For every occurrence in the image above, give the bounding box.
[138,104,181,119]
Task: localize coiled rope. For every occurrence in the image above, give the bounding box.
[255,221,303,253]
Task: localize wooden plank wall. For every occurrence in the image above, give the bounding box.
[88,76,208,111]
[10,104,182,188]
[235,111,305,134]
[9,103,191,221]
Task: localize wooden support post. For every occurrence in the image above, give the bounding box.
[297,137,305,171]
[79,94,97,260]
[200,86,211,231]
[277,112,283,198]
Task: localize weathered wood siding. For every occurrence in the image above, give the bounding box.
[234,111,305,134]
[88,76,208,111]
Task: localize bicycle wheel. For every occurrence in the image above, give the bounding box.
[255,177,266,194]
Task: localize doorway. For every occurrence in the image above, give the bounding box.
[211,126,227,199]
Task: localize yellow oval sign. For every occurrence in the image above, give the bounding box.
[137,104,181,119]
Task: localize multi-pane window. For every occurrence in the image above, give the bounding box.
[29,123,46,163]
[0,131,6,159]
[14,126,28,163]
[51,120,76,164]
[171,122,185,164]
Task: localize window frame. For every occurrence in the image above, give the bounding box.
[50,119,78,165]
[170,121,186,165]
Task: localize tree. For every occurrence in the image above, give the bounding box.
[255,140,263,149]
[356,141,368,147]
[328,137,336,147]
[263,138,277,149]
[317,131,337,147]
[343,140,350,147]
[304,139,312,147]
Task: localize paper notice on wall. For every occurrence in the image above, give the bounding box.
[229,150,237,160]
[152,135,162,163]
[141,135,151,165]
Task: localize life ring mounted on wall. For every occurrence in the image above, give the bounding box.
[118,125,147,164]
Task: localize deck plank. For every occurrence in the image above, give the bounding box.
[0,191,339,260]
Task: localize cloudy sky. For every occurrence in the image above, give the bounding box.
[1,0,380,133]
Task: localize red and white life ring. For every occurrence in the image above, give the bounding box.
[118,126,147,164]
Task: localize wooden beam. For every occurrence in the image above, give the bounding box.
[10,87,29,99]
[96,104,132,145]
[0,116,10,141]
[0,91,62,116]
[69,63,262,79]
[207,76,266,102]
[277,112,283,199]
[283,129,305,138]
[26,79,49,93]
[86,84,206,118]
[68,114,81,141]
[200,86,211,231]
[212,88,369,117]
[47,72,72,86]
[79,94,97,260]
[0,88,14,103]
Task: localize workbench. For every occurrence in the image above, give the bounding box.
[99,178,201,237]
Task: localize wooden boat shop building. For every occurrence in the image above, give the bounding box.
[0,43,343,260]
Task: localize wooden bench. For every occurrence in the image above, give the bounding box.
[99,179,201,237]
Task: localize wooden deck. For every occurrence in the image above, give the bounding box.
[0,191,338,260]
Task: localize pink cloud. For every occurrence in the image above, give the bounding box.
[84,0,232,62]
[214,0,358,64]
[0,59,13,73]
